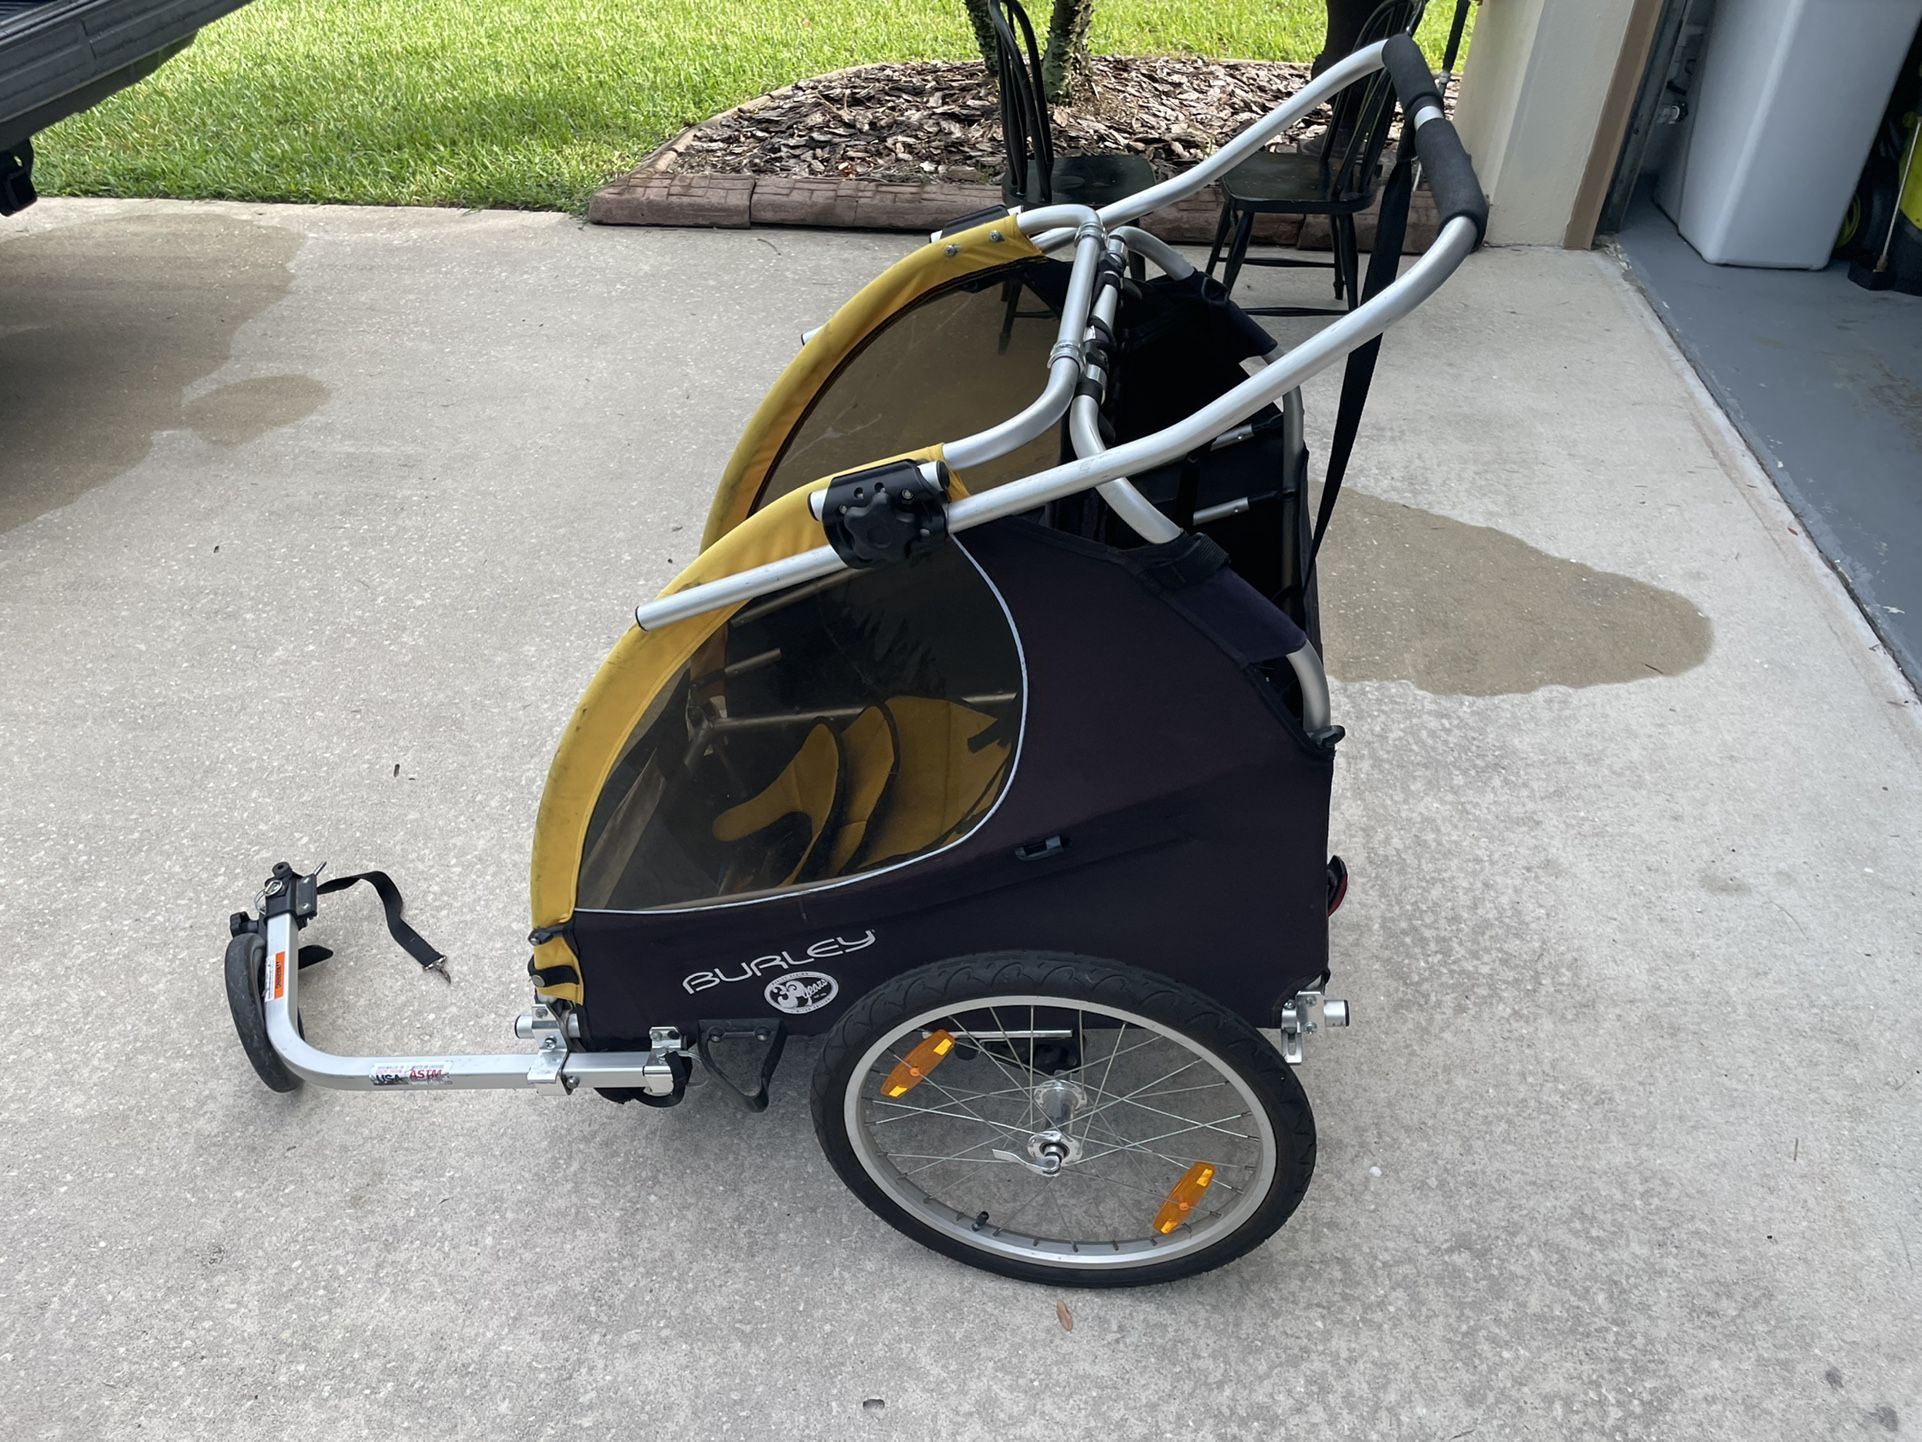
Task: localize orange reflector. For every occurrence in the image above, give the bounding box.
[881,1030,956,1098]
[1153,1162,1217,1235]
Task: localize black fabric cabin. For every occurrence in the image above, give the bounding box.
[556,260,1340,1050]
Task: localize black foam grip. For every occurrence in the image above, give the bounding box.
[1381,33,1488,248]
[1382,33,1444,118]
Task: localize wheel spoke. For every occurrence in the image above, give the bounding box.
[993,1173,1059,1232]
[975,1007,1042,1125]
[1071,1056,1207,1129]
[868,1078,1040,1125]
[897,1121,1032,1177]
[1126,1079,1233,1102]
[984,1007,1045,1122]
[1086,1019,1131,1116]
[1076,1107,1228,1177]
[1048,1179,1074,1242]
[874,1046,1014,1132]
[1083,1093,1252,1138]
[871,1098,1031,1130]
[1077,1113,1253,1165]
[1062,1162,1175,1200]
[1095,1141,1242,1182]
[1071,1029,1169,1082]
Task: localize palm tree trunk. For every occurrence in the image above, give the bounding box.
[1040,0,1094,104]
[962,0,998,70]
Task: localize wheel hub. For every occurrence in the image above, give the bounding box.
[997,1127,1082,1176]
[1032,1077,1088,1126]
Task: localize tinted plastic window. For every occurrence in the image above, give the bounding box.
[578,544,1022,911]
[757,262,1067,511]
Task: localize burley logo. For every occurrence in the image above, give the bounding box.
[681,931,875,996]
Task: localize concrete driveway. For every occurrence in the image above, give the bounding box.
[2,199,1918,1441]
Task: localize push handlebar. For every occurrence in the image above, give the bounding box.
[1073,36,1484,247]
[1380,33,1488,246]
[633,37,1486,641]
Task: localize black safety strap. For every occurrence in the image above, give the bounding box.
[316,870,450,980]
[1172,449,1204,530]
[1307,129,1418,580]
[1441,0,1472,74]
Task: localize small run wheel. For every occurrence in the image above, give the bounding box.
[811,953,1315,1286]
[223,931,301,1093]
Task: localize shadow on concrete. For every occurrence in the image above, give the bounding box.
[0,210,327,533]
[1320,488,1713,695]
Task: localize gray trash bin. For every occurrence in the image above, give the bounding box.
[1658,0,1922,268]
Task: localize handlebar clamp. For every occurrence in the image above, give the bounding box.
[822,459,951,568]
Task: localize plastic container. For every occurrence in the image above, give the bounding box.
[1657,0,1922,268]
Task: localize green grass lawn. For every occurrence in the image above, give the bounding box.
[38,0,1469,212]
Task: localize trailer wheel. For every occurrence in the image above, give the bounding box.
[811,953,1315,1286]
[224,932,301,1093]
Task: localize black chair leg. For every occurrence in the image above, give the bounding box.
[1337,213,1361,310]
[998,275,1022,354]
[1205,200,1235,279]
[1220,210,1258,298]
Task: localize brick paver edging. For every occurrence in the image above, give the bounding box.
[588,170,1440,254]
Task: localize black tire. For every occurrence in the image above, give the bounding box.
[223,932,302,1093]
[811,952,1316,1287]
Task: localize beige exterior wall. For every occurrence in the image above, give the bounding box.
[1453,0,1639,245]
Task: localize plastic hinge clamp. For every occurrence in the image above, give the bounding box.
[821,460,951,568]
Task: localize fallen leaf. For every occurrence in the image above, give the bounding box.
[1056,1300,1074,1331]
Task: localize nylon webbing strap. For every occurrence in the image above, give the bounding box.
[1308,131,1418,579]
[316,870,450,979]
[1441,0,1472,74]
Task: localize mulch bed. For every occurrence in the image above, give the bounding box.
[663,56,1328,185]
[596,55,1449,246]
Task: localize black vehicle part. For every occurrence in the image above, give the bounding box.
[1325,854,1349,915]
[223,930,301,1093]
[936,204,1015,238]
[696,1020,790,1111]
[822,459,951,567]
[0,0,255,154]
[1,141,34,215]
[568,519,1335,1043]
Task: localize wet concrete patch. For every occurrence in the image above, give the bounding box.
[1319,489,1713,695]
[0,211,325,532]
[179,374,331,448]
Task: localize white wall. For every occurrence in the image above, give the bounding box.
[1453,0,1639,245]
